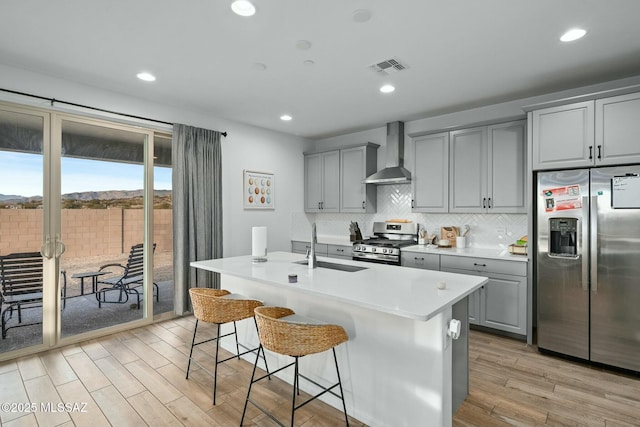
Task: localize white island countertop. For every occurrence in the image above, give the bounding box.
[191,251,488,321]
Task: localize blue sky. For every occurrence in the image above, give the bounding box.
[0,152,171,197]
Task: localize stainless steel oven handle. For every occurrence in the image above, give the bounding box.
[353,252,399,262]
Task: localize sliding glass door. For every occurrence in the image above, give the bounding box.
[0,102,173,358]
[58,116,151,339]
[0,105,48,355]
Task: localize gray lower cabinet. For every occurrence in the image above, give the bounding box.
[401,251,440,270]
[326,244,352,259]
[291,241,351,259]
[440,255,527,337]
[291,241,328,256]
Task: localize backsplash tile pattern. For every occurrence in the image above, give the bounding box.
[291,184,528,248]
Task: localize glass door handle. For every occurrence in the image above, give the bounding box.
[41,236,54,259]
[54,235,66,258]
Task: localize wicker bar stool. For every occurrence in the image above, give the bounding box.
[186,288,269,405]
[241,306,349,427]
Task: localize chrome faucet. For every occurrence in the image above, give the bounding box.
[308,222,317,268]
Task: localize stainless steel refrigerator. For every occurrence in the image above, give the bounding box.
[536,165,640,372]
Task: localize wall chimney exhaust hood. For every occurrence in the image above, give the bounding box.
[363,121,411,185]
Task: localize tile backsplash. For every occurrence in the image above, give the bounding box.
[291,184,528,248]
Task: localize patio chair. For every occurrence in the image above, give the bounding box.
[1,252,43,339]
[96,243,158,309]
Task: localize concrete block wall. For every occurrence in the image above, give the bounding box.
[0,208,172,258]
[0,209,42,254]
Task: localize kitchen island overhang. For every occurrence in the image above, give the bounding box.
[191,251,487,427]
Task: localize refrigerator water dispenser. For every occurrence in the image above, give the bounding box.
[549,218,578,258]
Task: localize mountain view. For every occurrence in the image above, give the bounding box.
[0,190,172,209]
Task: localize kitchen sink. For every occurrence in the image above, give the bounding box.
[294,260,368,272]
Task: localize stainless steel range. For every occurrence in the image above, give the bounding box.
[352,221,418,265]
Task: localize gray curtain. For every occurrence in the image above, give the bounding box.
[172,123,223,315]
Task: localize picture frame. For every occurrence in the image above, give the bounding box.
[243,170,274,209]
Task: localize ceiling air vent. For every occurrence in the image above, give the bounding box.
[369,57,409,76]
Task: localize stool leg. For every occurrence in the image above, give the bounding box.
[291,357,299,427]
[213,323,221,405]
[185,319,199,379]
[253,317,271,380]
[241,344,263,426]
[333,348,349,427]
[233,321,241,360]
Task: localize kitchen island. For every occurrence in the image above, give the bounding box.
[191,251,487,427]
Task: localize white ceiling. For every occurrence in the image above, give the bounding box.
[2,1,640,139]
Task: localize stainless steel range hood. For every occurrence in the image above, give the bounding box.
[363,121,411,185]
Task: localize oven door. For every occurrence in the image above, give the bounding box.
[352,252,400,265]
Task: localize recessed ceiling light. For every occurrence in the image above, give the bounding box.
[560,28,586,42]
[353,9,372,23]
[380,84,395,94]
[136,72,156,82]
[280,114,292,121]
[231,0,256,17]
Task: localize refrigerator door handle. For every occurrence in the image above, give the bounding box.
[590,195,598,294]
[581,196,589,292]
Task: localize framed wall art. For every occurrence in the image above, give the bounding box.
[243,170,274,209]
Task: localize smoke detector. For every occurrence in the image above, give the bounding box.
[369,57,409,76]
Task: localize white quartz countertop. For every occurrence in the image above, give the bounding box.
[402,244,529,262]
[191,251,488,321]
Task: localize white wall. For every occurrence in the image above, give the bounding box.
[0,64,312,257]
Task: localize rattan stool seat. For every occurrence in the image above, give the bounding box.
[241,306,350,427]
[186,288,268,405]
[254,306,348,357]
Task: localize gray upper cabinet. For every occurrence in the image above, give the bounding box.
[411,132,449,212]
[340,144,378,213]
[450,122,526,213]
[449,126,487,213]
[304,150,340,212]
[531,100,595,170]
[595,92,640,165]
[487,120,526,213]
[531,92,640,170]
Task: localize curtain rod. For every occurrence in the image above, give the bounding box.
[0,88,228,137]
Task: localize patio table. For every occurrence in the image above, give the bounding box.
[71,271,110,295]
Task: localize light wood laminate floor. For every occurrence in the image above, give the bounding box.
[455,330,640,427]
[1,317,639,426]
